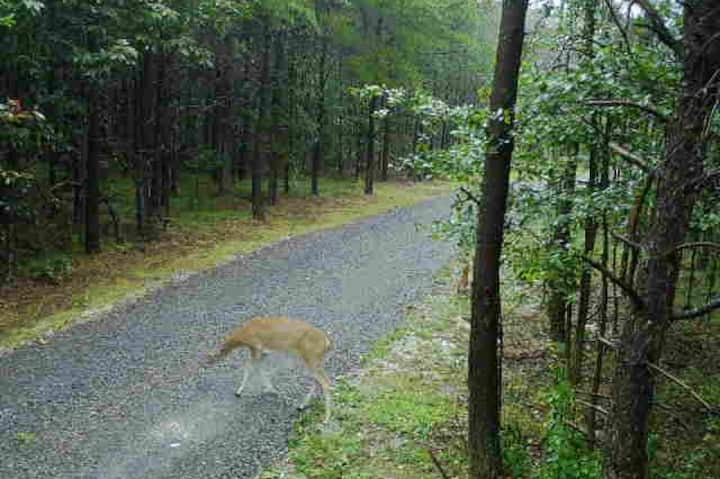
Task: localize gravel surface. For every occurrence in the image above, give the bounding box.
[0,196,454,479]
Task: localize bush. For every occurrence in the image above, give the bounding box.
[24,252,73,283]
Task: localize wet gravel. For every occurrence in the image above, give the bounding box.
[0,196,453,479]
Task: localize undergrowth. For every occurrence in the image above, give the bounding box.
[261,263,718,479]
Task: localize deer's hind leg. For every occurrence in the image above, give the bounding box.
[312,368,332,422]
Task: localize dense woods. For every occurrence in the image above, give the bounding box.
[0,0,492,277]
[2,1,719,478]
[455,1,720,478]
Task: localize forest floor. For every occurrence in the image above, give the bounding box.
[264,264,720,479]
[0,177,450,350]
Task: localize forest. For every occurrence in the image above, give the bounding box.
[1,1,719,479]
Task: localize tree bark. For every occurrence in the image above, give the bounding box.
[468,1,528,477]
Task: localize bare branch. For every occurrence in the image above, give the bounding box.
[672,297,720,321]
[700,31,720,55]
[577,398,609,416]
[603,0,632,55]
[634,0,683,58]
[459,186,481,205]
[564,420,589,437]
[608,142,658,175]
[674,242,720,253]
[598,336,619,349]
[582,256,645,310]
[428,448,451,479]
[647,361,715,412]
[588,100,668,122]
[682,169,720,193]
[611,231,643,251]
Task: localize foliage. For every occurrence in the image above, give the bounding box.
[536,368,601,479]
[0,0,496,280]
[22,251,73,282]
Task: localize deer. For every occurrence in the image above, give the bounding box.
[208,316,333,422]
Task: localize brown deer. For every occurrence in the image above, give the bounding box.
[209,316,332,422]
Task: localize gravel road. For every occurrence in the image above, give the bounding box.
[0,195,454,479]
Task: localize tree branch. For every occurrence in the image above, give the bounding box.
[582,256,645,310]
[634,0,683,58]
[598,336,618,349]
[674,242,720,253]
[588,100,668,122]
[603,0,632,55]
[428,448,450,479]
[577,398,609,416]
[611,231,643,250]
[647,361,715,412]
[459,186,482,205]
[672,297,720,321]
[608,142,657,175]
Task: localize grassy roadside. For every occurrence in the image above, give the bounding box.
[260,267,551,479]
[0,178,451,350]
[261,266,719,479]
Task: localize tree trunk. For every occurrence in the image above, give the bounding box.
[364,94,378,195]
[588,119,611,447]
[546,146,577,342]
[85,88,102,254]
[570,0,599,384]
[468,1,528,477]
[355,116,364,181]
[605,4,720,478]
[570,146,598,384]
[270,31,287,206]
[381,113,390,181]
[252,23,272,221]
[312,35,327,196]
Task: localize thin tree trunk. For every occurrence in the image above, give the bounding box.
[270,31,287,206]
[252,22,272,221]
[381,113,390,181]
[588,119,611,447]
[312,35,327,196]
[85,88,101,254]
[355,116,364,181]
[570,0,599,385]
[468,1,528,477]
[364,94,378,195]
[546,146,578,342]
